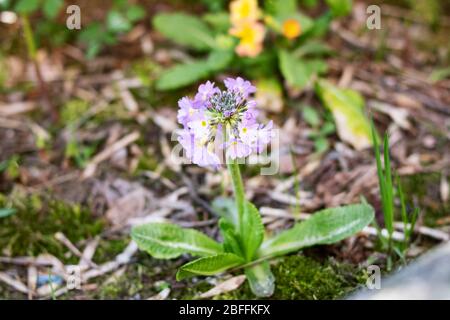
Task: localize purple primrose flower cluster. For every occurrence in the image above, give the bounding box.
[177,77,273,168]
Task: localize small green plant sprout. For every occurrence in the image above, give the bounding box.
[371,121,419,267]
[132,78,374,297]
[301,105,336,153]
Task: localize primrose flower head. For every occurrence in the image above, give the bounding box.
[177,77,273,168]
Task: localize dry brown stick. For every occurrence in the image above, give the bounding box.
[0,272,30,295]
[79,237,100,269]
[81,241,138,282]
[54,232,83,257]
[0,101,36,116]
[0,117,27,130]
[0,254,66,274]
[54,232,98,269]
[198,275,246,299]
[177,219,217,228]
[394,222,450,242]
[27,266,37,299]
[82,131,140,179]
[38,241,139,299]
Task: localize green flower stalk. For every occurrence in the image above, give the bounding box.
[227,159,245,236]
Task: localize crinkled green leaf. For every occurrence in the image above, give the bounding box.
[132,223,223,259]
[245,261,275,297]
[241,201,264,261]
[260,204,374,258]
[315,80,373,150]
[156,60,211,90]
[176,253,244,280]
[219,218,243,257]
[213,197,264,262]
[153,13,216,50]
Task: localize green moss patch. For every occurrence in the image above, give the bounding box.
[0,195,104,262]
[213,254,366,300]
[270,255,366,299]
[94,238,129,264]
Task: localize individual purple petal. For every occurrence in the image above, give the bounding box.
[238,122,259,145]
[241,107,259,125]
[177,97,196,127]
[178,129,196,158]
[179,129,219,167]
[224,77,256,98]
[187,116,210,141]
[192,143,221,168]
[246,100,257,108]
[194,81,219,104]
[253,121,274,153]
[223,78,236,91]
[226,138,252,159]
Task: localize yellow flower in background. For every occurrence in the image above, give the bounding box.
[229,0,265,57]
[282,18,302,40]
[230,0,260,25]
[230,21,265,57]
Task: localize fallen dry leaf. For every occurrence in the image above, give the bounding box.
[199,275,246,299]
